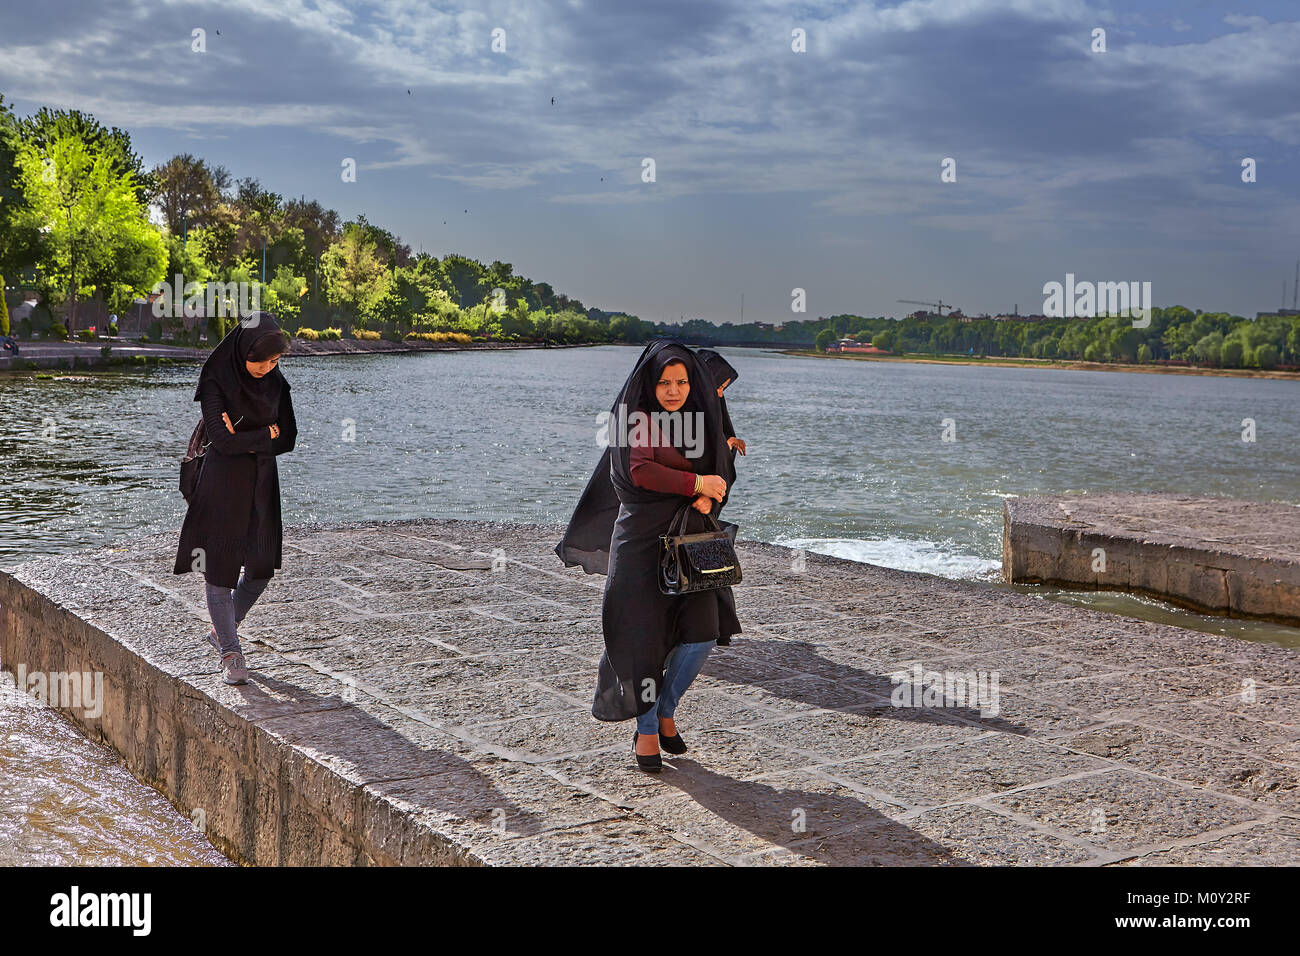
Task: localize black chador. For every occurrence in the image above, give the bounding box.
[174,313,296,589]
[697,348,739,448]
[555,340,741,722]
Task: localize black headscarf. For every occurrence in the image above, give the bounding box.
[637,345,706,454]
[697,349,739,443]
[194,311,286,427]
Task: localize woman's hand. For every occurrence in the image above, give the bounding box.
[697,475,727,501]
[221,412,236,434]
[728,436,747,456]
[691,495,713,514]
[268,423,281,440]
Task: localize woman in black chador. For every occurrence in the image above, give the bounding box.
[697,349,745,459]
[555,340,740,771]
[174,312,297,685]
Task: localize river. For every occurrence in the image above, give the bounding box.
[3,345,1299,863]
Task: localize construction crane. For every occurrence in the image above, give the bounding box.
[897,298,951,316]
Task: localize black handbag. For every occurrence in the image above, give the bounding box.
[179,417,208,502]
[659,502,742,595]
[179,414,241,501]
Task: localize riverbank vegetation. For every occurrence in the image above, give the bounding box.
[811,310,1300,371]
[0,97,701,347]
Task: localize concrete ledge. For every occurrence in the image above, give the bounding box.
[4,518,1299,866]
[1003,494,1300,625]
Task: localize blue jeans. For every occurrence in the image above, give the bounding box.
[205,574,271,654]
[636,640,715,735]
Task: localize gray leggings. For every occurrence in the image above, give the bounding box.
[205,575,271,654]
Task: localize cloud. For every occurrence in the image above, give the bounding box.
[0,0,1295,318]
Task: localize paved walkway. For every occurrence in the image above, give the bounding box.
[4,519,1299,865]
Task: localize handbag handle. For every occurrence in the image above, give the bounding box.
[668,499,720,538]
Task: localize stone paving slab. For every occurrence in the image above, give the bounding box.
[1004,493,1300,624]
[2,517,1298,865]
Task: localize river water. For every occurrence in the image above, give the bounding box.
[3,345,1299,863]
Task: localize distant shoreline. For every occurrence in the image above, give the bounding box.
[781,349,1300,381]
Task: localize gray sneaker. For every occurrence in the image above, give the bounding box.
[220,651,250,685]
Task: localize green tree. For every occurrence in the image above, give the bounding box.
[872,328,896,352]
[20,107,151,204]
[163,233,212,292]
[1251,343,1279,370]
[233,178,283,278]
[814,328,836,352]
[1192,331,1223,366]
[265,265,306,331]
[499,296,536,339]
[1220,338,1245,368]
[282,197,341,300]
[0,95,44,279]
[16,126,165,332]
[150,153,230,237]
[320,223,390,334]
[441,254,488,308]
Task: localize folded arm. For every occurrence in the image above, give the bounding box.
[198,380,272,456]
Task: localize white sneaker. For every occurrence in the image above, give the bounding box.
[220,652,250,685]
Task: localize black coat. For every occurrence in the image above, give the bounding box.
[555,341,741,722]
[173,317,297,589]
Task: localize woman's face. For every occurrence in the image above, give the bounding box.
[245,355,281,378]
[655,360,689,412]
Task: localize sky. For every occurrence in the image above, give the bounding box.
[1,0,1297,324]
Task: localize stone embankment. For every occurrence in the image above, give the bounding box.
[1004,494,1300,626]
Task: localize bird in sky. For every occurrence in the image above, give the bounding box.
[215,29,221,35]
[407,89,411,95]
[551,96,554,105]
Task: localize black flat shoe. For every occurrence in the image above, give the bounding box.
[632,731,662,772]
[658,724,687,755]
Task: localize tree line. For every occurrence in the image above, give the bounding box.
[812,308,1300,371]
[0,96,670,344]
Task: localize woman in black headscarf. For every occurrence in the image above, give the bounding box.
[174,311,297,685]
[695,348,746,642]
[697,349,745,458]
[555,340,740,771]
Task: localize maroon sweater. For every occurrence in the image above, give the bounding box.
[630,422,699,496]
